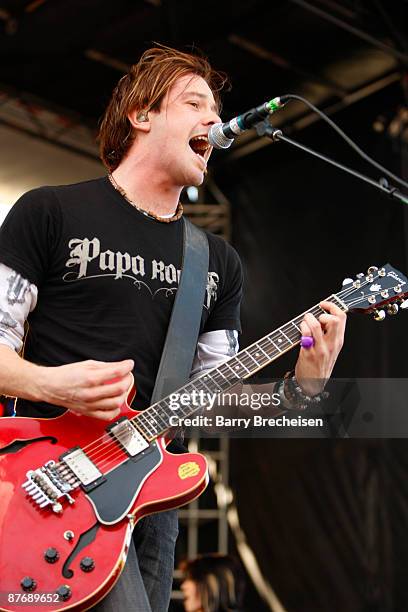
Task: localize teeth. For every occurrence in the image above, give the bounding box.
[191,136,208,143]
[190,135,209,151]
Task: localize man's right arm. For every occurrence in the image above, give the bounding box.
[0,264,133,420]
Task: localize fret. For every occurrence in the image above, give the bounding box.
[271,333,287,349]
[311,305,325,317]
[280,329,294,345]
[155,400,171,417]
[179,383,197,404]
[254,344,271,361]
[267,336,282,352]
[141,412,160,435]
[213,368,230,388]
[327,294,345,310]
[223,361,244,379]
[153,399,168,416]
[258,337,276,355]
[156,404,169,427]
[178,404,192,418]
[250,351,269,367]
[151,406,169,428]
[243,350,260,367]
[213,369,232,389]
[135,416,155,439]
[233,358,251,375]
[291,321,301,334]
[153,403,173,428]
[131,418,149,439]
[195,378,213,394]
[201,372,223,392]
[216,368,229,383]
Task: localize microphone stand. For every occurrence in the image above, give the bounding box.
[255,120,408,206]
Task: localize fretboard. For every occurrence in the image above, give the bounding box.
[131,294,347,440]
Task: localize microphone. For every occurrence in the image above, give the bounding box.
[208,96,289,149]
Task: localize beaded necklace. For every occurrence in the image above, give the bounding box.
[108,174,183,223]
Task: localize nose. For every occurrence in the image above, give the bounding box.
[203,107,221,126]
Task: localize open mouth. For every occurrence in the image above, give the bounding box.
[189,135,210,163]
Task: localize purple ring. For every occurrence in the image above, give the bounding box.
[300,335,314,349]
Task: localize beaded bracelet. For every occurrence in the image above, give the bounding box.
[279,370,329,411]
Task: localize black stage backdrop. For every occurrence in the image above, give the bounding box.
[215,81,408,611]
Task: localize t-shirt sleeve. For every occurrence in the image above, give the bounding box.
[204,242,243,333]
[0,187,62,286]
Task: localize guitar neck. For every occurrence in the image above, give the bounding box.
[132,294,348,440]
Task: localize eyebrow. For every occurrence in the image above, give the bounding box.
[181,91,219,114]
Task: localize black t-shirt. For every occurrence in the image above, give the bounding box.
[0,177,242,418]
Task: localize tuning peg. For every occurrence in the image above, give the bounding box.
[367,266,378,274]
[400,299,408,310]
[342,278,353,286]
[373,309,386,321]
[386,304,399,315]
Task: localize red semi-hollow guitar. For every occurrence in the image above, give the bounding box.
[0,264,406,611]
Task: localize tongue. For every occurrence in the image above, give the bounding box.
[190,141,207,156]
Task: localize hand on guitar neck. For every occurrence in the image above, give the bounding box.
[295,300,347,397]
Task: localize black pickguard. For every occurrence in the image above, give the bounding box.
[86,442,161,524]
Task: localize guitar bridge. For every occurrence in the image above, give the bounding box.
[22,459,80,513]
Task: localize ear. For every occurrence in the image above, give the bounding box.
[127,109,151,133]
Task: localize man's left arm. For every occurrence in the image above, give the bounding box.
[191,299,347,413]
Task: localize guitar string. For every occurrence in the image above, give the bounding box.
[82,303,332,468]
[72,278,387,471]
[66,277,386,470]
[56,274,399,471]
[92,303,348,469]
[96,287,401,472]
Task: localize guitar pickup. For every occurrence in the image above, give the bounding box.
[60,447,105,491]
[107,417,149,457]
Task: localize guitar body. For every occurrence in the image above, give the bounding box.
[0,400,208,611]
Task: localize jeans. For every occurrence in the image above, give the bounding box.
[91,509,179,612]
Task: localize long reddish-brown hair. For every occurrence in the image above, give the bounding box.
[98,44,228,171]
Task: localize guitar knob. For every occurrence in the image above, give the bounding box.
[56,585,72,601]
[373,309,386,321]
[386,304,399,315]
[400,299,408,310]
[20,577,36,592]
[80,556,95,572]
[44,547,59,563]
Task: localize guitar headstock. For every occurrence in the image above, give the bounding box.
[336,264,408,321]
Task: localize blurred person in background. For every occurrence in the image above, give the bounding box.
[180,554,246,612]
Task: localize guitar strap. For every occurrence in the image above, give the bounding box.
[150,217,209,405]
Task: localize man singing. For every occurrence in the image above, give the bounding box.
[0,45,346,610]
